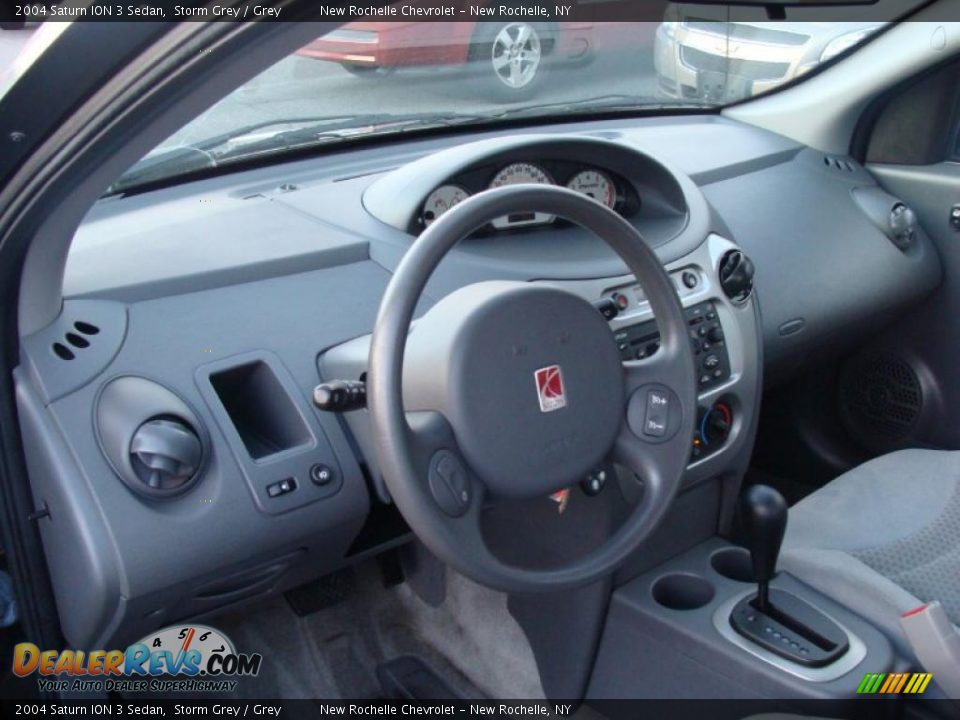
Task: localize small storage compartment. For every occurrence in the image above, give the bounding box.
[651,573,715,610]
[209,360,311,459]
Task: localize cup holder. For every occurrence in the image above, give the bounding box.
[710,546,755,583]
[651,573,715,610]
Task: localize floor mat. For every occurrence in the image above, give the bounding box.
[160,560,545,700]
[377,656,462,700]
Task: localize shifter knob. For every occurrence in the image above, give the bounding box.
[741,484,787,611]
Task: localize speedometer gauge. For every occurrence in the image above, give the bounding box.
[423,185,469,226]
[489,162,553,188]
[489,163,555,229]
[566,170,617,209]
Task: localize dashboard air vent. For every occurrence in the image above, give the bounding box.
[718,250,755,304]
[130,417,203,491]
[96,376,207,500]
[888,202,916,250]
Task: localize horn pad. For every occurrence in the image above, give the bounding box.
[403,282,624,499]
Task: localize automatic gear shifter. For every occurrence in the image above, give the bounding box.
[729,485,849,668]
[741,484,788,612]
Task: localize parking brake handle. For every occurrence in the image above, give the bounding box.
[900,601,960,697]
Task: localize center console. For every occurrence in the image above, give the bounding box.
[587,536,895,700]
[587,487,897,700]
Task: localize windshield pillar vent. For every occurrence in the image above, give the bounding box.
[823,155,857,173]
[21,300,128,404]
[50,320,101,360]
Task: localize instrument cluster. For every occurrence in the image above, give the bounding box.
[420,160,640,232]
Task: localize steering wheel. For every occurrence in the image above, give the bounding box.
[368,185,697,592]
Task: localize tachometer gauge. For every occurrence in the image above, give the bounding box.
[489,163,555,229]
[423,185,470,226]
[566,170,617,209]
[489,162,553,188]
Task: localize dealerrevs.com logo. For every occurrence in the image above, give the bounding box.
[12,624,262,693]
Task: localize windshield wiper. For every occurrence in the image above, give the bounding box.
[484,94,711,120]
[106,112,488,196]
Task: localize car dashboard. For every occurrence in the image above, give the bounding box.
[13,114,942,649]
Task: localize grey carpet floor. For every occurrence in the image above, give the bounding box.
[156,562,545,701]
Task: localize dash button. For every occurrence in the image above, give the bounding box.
[310,464,334,486]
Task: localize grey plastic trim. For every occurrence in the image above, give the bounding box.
[64,194,369,303]
[702,147,941,379]
[20,299,127,404]
[365,134,681,230]
[94,375,209,500]
[713,589,868,683]
[36,117,801,307]
[589,537,894,700]
[362,133,715,261]
[196,351,345,516]
[535,233,761,487]
[851,185,915,250]
[14,367,126,647]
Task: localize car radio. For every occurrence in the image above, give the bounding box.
[613,300,731,390]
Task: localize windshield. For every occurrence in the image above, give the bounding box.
[112,18,884,194]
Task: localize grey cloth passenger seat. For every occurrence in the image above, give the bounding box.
[779,449,960,657]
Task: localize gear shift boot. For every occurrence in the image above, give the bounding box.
[730,588,850,667]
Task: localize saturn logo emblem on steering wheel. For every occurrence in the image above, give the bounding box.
[534,365,567,413]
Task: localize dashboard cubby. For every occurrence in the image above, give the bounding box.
[209,360,311,460]
[198,351,344,515]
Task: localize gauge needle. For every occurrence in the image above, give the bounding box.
[174,627,196,672]
[181,627,196,653]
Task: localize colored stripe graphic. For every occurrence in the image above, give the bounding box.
[857,673,884,694]
[857,672,933,694]
[910,673,933,693]
[894,673,910,693]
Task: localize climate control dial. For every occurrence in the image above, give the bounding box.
[691,401,733,462]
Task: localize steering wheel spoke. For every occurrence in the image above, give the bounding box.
[405,411,485,520]
[622,332,688,396]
